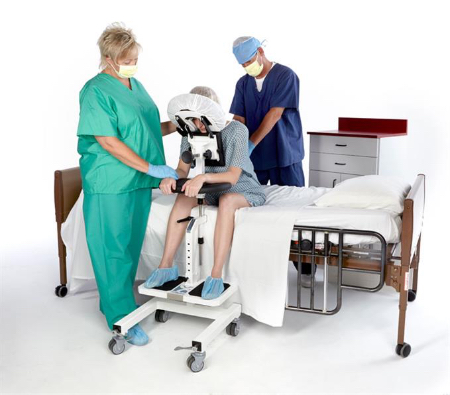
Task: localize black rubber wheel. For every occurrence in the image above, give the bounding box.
[395,343,412,358]
[187,355,204,373]
[408,290,417,302]
[55,285,68,298]
[226,322,240,337]
[155,309,170,323]
[108,339,125,355]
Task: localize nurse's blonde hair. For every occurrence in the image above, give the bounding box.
[97,23,142,69]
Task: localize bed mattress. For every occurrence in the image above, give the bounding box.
[293,205,402,245]
[260,185,402,245]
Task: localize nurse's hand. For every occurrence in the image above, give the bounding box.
[147,164,179,180]
[159,178,176,195]
[182,175,206,197]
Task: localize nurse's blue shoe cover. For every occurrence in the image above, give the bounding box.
[125,324,149,346]
[144,266,179,288]
[201,276,225,300]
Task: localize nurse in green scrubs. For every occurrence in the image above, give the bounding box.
[77,23,179,345]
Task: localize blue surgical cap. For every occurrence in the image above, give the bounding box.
[232,37,261,64]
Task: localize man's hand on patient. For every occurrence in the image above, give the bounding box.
[159,178,177,195]
[182,175,206,197]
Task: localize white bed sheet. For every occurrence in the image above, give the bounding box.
[61,184,401,327]
[294,205,402,245]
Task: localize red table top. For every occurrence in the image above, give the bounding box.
[307,130,407,138]
[307,117,408,138]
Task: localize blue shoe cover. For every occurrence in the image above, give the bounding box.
[125,324,149,346]
[201,276,225,300]
[144,266,179,289]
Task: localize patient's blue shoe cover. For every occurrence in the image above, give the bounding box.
[125,324,149,346]
[201,276,225,300]
[144,266,179,288]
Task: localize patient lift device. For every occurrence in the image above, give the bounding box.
[108,109,241,373]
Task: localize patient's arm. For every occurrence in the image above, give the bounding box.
[204,166,242,185]
[175,158,190,178]
[182,167,242,198]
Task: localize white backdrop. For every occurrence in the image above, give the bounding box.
[1,0,449,298]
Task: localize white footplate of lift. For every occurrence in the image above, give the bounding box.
[138,281,238,307]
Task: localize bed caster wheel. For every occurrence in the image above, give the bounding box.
[408,290,417,302]
[187,354,204,373]
[226,319,241,337]
[155,309,170,323]
[108,338,125,355]
[55,285,68,298]
[395,343,411,358]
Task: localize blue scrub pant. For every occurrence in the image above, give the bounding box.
[255,162,305,187]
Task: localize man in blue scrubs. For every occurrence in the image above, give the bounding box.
[230,37,312,285]
[230,36,305,187]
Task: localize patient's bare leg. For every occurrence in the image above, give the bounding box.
[211,193,250,278]
[159,194,198,268]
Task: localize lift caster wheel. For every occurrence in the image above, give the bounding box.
[108,338,126,355]
[155,309,170,323]
[226,320,241,337]
[187,355,204,373]
[395,343,411,358]
[55,285,68,298]
[408,290,417,302]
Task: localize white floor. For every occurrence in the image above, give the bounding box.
[1,238,449,394]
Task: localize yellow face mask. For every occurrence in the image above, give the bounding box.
[111,61,138,79]
[244,54,264,77]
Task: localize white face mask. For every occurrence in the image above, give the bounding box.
[110,61,138,79]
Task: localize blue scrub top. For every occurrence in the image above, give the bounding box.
[230,63,304,171]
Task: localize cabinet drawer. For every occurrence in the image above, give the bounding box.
[310,135,379,157]
[309,170,340,188]
[310,153,378,175]
[309,171,361,188]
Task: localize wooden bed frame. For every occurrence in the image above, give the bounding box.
[54,169,425,357]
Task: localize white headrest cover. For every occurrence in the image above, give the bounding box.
[167,93,227,130]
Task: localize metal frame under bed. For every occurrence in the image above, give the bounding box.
[285,174,425,358]
[287,226,389,316]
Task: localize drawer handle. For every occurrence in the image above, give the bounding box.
[332,179,337,187]
[334,162,346,166]
[335,144,347,147]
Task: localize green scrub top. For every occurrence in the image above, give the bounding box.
[77,73,165,194]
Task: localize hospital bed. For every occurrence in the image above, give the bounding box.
[54,166,425,359]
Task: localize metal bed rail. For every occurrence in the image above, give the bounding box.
[286,225,389,316]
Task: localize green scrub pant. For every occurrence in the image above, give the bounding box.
[83,188,152,329]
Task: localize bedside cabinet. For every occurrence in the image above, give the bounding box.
[308,118,407,187]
